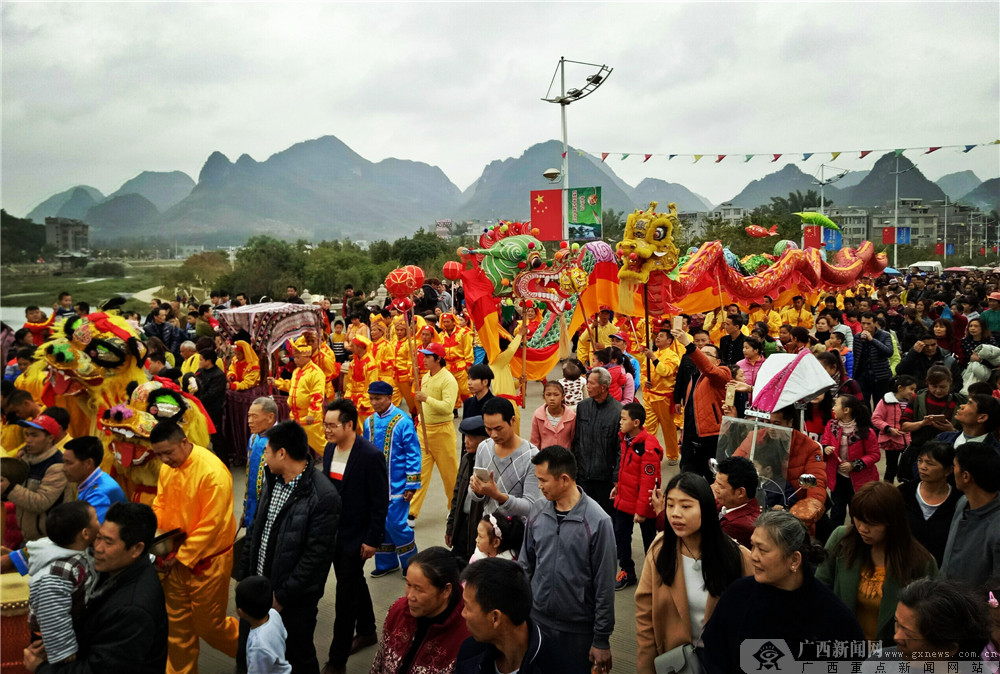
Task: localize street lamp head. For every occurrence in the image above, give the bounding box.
[566,88,583,98]
[587,73,604,85]
[543,168,562,182]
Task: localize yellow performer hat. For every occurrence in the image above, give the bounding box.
[290,335,312,353]
[352,334,372,350]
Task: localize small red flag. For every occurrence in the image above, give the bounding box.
[561,151,567,158]
[601,153,609,162]
[981,247,988,256]
[643,154,652,163]
[924,147,941,155]
[935,243,945,255]
[530,190,563,242]
[882,228,895,244]
[803,226,822,249]
[715,155,726,163]
[860,150,873,159]
[771,154,782,162]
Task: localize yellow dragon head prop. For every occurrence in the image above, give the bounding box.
[615,201,681,313]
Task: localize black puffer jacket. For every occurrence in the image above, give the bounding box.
[37,556,168,674]
[238,460,341,606]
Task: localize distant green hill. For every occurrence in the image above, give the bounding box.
[106,170,194,211]
[25,185,104,222]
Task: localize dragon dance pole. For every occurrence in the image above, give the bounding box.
[519,299,529,408]
[405,308,430,450]
[643,285,652,384]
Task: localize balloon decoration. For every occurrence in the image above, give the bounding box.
[442,260,463,281]
[745,224,778,238]
[794,212,840,231]
[773,239,799,257]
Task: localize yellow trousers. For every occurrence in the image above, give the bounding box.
[161,553,239,674]
[409,420,458,518]
[451,368,470,408]
[393,380,417,415]
[300,418,327,458]
[644,395,680,461]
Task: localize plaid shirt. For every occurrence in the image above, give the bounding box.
[256,472,302,576]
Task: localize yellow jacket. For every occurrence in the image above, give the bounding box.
[638,347,681,399]
[14,368,46,403]
[748,309,782,336]
[345,353,378,414]
[577,321,617,366]
[226,341,260,391]
[273,361,325,424]
[441,327,473,373]
[372,338,395,382]
[780,306,815,329]
[420,367,459,425]
[393,338,416,382]
[152,444,235,569]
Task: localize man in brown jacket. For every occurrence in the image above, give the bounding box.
[673,328,731,480]
[1,413,67,541]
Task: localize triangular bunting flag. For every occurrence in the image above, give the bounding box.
[643,154,652,163]
[963,145,975,153]
[830,152,841,161]
[924,147,941,154]
[715,155,726,163]
[802,153,814,161]
[621,154,630,160]
[859,150,872,159]
[561,151,567,158]
[771,154,782,162]
[744,154,754,162]
[894,149,905,157]
[601,153,609,162]
[577,151,583,156]
[993,140,1000,144]
[668,154,677,160]
[693,155,703,163]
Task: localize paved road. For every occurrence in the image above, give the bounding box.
[199,377,679,673]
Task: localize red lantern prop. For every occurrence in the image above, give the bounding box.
[442,260,462,281]
[405,265,426,290]
[385,267,419,299]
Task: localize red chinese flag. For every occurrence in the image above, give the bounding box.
[803,225,822,249]
[882,228,895,244]
[530,190,563,241]
[981,247,987,256]
[935,243,945,255]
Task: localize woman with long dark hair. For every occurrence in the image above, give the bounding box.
[821,395,881,527]
[816,350,862,400]
[702,511,864,672]
[961,317,996,366]
[816,481,937,645]
[635,472,751,673]
[932,318,965,363]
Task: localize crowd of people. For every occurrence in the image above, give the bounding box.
[1,268,1000,674]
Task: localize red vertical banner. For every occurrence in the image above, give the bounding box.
[981,247,987,256]
[882,228,895,245]
[935,243,945,255]
[803,225,822,249]
[530,190,564,241]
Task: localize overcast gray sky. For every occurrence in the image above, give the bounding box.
[3,1,998,217]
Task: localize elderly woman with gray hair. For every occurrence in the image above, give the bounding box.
[701,511,865,672]
[570,366,622,516]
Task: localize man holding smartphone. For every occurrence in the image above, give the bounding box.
[469,397,540,517]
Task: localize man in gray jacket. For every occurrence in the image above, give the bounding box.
[571,367,622,516]
[940,441,1000,587]
[519,446,616,673]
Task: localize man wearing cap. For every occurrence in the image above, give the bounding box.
[981,292,1000,333]
[370,320,395,387]
[362,381,420,577]
[305,330,339,400]
[1,413,67,541]
[780,295,814,329]
[441,312,473,405]
[408,342,459,522]
[268,335,326,456]
[447,415,490,565]
[747,296,780,336]
[150,420,239,673]
[577,308,616,367]
[345,334,378,426]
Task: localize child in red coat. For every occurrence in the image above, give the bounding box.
[611,402,662,590]
[821,394,881,527]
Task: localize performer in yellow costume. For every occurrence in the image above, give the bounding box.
[780,295,815,329]
[305,331,338,399]
[748,296,783,336]
[345,334,378,426]
[439,313,472,406]
[150,420,238,674]
[408,342,459,520]
[268,336,326,456]
[639,327,682,463]
[370,320,395,385]
[576,307,617,366]
[226,340,260,390]
[392,321,418,414]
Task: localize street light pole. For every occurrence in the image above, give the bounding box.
[559,58,570,243]
[889,156,916,269]
[943,195,948,263]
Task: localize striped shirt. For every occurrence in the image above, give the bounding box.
[470,438,540,518]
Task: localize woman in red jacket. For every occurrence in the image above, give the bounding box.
[368,547,470,674]
[821,395,881,527]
